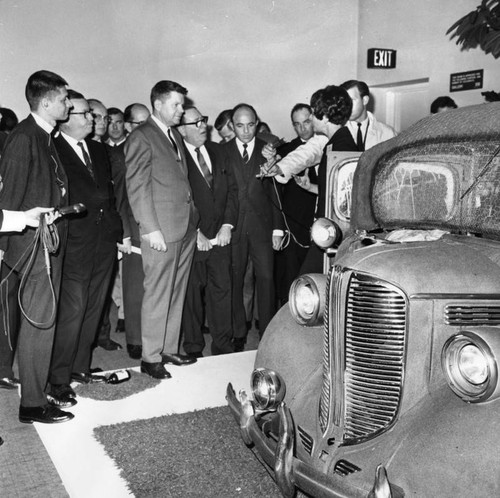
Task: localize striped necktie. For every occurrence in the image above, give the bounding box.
[242,143,249,163]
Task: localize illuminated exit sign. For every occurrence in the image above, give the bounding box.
[367,48,397,69]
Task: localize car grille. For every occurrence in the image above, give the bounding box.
[297,425,314,455]
[320,268,407,444]
[445,304,500,325]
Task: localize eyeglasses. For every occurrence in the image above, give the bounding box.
[181,116,208,128]
[70,110,93,119]
[91,113,109,123]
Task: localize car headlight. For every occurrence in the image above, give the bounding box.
[289,274,326,326]
[311,218,340,249]
[441,332,498,402]
[251,368,286,411]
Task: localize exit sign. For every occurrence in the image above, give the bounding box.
[367,48,397,69]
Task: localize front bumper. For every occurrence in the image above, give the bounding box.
[226,383,382,498]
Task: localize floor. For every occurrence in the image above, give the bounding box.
[0,311,261,498]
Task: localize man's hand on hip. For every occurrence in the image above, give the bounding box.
[142,230,167,252]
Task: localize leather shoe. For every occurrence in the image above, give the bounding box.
[140,361,171,379]
[19,404,74,424]
[47,384,77,408]
[161,353,197,366]
[127,344,142,360]
[0,377,20,390]
[71,372,106,384]
[97,338,122,350]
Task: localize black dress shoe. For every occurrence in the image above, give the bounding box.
[233,338,246,353]
[71,372,106,384]
[161,353,197,366]
[97,338,122,351]
[115,318,126,333]
[127,344,142,360]
[47,384,77,408]
[19,404,74,424]
[140,361,171,379]
[0,377,20,390]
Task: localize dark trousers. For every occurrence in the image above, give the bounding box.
[122,251,144,347]
[50,233,117,385]
[275,241,309,305]
[232,234,275,340]
[17,258,63,407]
[182,245,233,355]
[0,267,20,378]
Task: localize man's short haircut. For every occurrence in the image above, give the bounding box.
[150,80,187,108]
[88,98,104,107]
[310,85,352,126]
[107,107,123,117]
[290,103,312,121]
[430,96,457,114]
[231,103,258,123]
[179,105,199,125]
[66,89,85,101]
[214,109,232,130]
[0,108,19,132]
[340,79,370,99]
[25,70,68,110]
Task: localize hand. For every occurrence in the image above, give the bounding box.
[216,225,232,247]
[257,157,283,178]
[294,171,317,194]
[117,238,132,254]
[142,230,167,252]
[197,230,213,251]
[24,207,56,227]
[272,234,283,251]
[262,143,277,160]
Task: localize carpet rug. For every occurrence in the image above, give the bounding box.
[93,405,283,497]
[75,370,161,401]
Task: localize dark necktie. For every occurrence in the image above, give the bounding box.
[77,141,95,180]
[242,143,249,163]
[195,147,213,188]
[167,128,179,157]
[356,122,365,152]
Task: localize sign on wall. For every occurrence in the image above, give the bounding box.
[450,69,483,92]
[367,48,397,69]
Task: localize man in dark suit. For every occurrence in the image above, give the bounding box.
[125,80,199,379]
[223,104,284,351]
[0,70,73,424]
[178,107,238,357]
[47,90,122,407]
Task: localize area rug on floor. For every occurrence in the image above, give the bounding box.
[75,370,160,401]
[93,405,282,497]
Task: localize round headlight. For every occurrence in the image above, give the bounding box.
[289,274,326,326]
[251,368,286,411]
[442,332,498,403]
[311,218,340,249]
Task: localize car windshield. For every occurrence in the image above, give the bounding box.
[332,159,357,222]
[371,140,500,237]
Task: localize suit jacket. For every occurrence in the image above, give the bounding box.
[0,114,68,271]
[125,116,199,243]
[223,137,284,244]
[185,141,238,261]
[54,135,122,243]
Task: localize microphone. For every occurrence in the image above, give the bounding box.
[57,203,86,216]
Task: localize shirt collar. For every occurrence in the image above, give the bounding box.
[31,112,54,135]
[151,114,173,136]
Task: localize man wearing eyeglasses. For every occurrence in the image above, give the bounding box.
[124,103,150,133]
[178,107,238,358]
[125,80,199,380]
[88,99,109,143]
[48,89,122,408]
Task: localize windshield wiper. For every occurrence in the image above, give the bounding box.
[460,143,500,200]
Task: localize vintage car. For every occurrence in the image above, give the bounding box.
[227,102,500,498]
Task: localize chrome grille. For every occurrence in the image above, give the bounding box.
[297,426,314,455]
[445,305,500,325]
[343,274,407,444]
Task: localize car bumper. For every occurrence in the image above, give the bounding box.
[226,383,379,498]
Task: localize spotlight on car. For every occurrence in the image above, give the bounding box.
[441,332,498,403]
[289,274,326,326]
[311,217,340,249]
[251,368,286,411]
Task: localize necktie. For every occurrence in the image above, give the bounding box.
[242,143,249,163]
[356,122,365,152]
[77,141,95,180]
[195,147,213,188]
[167,128,179,157]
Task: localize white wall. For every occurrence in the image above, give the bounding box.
[0,0,358,141]
[357,0,500,112]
